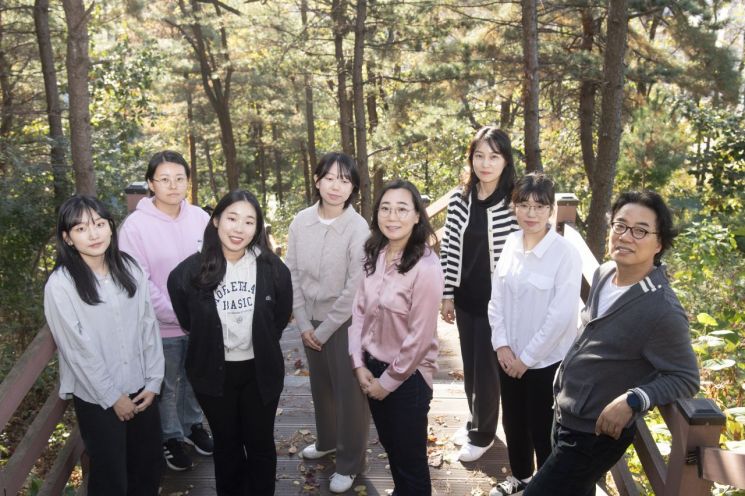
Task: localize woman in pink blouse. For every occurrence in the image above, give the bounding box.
[349,179,444,495]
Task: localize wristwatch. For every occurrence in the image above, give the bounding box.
[626,391,642,413]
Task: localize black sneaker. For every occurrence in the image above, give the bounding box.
[163,438,193,471]
[185,424,214,456]
[490,476,528,495]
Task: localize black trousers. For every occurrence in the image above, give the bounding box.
[196,360,279,496]
[523,422,636,496]
[366,353,433,496]
[73,392,162,496]
[455,305,500,447]
[498,361,559,480]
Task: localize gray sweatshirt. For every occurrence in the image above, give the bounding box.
[554,262,700,433]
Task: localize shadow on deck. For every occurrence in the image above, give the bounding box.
[160,319,509,495]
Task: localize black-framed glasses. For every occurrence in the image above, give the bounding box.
[611,221,658,240]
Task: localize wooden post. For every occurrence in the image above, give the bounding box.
[662,398,726,495]
[553,193,579,234]
[125,182,148,214]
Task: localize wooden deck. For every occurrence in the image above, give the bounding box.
[160,319,509,495]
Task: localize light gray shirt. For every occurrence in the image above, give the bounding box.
[286,203,370,344]
[44,264,164,409]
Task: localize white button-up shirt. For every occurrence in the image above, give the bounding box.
[488,229,582,369]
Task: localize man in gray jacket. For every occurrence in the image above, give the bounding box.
[522,191,700,496]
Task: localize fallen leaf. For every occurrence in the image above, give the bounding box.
[449,370,465,380]
[289,445,298,455]
[275,408,283,416]
[299,429,311,435]
[377,453,388,459]
[428,452,443,468]
[294,369,310,376]
[294,358,304,369]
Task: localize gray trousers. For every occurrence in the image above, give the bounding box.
[306,320,369,475]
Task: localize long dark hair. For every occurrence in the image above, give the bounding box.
[194,190,270,290]
[313,152,360,209]
[463,126,517,202]
[363,180,436,276]
[53,195,137,305]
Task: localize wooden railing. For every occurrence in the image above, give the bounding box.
[3,188,743,495]
[0,326,87,495]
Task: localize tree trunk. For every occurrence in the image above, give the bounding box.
[585,0,629,260]
[352,0,372,220]
[0,8,12,175]
[300,0,317,171]
[578,7,598,188]
[204,140,219,204]
[186,76,198,205]
[34,0,70,207]
[271,123,283,206]
[499,93,513,130]
[300,140,311,204]
[62,0,96,195]
[521,0,542,172]
[332,0,355,155]
[176,0,239,190]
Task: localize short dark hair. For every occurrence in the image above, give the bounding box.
[512,172,555,207]
[610,191,677,265]
[313,152,360,209]
[195,190,270,290]
[464,126,517,201]
[145,150,190,183]
[363,179,436,276]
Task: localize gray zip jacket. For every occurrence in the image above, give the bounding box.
[554,262,700,433]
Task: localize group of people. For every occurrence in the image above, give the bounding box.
[43,125,700,496]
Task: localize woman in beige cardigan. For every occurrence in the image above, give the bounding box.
[285,152,371,493]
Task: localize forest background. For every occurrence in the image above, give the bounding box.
[0,0,743,493]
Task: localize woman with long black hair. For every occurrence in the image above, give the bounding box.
[439,126,519,462]
[44,195,164,496]
[349,179,443,495]
[168,190,292,495]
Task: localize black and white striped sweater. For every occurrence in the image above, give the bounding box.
[439,189,518,298]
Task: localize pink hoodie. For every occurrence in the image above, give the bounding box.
[119,197,210,338]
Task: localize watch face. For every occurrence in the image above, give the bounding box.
[626,392,641,412]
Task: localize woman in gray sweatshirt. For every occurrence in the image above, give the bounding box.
[285,152,371,494]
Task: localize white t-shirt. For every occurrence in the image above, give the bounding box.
[597,279,632,317]
[215,248,258,361]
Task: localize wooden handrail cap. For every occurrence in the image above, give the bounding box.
[556,193,579,205]
[676,398,726,426]
[124,181,148,194]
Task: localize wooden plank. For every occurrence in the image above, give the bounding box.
[0,326,56,431]
[700,447,745,489]
[38,427,85,496]
[0,385,69,495]
[426,186,458,219]
[563,224,599,285]
[632,418,667,493]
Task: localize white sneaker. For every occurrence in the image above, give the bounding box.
[457,440,494,462]
[490,475,528,495]
[301,444,336,459]
[452,426,469,446]
[329,472,355,493]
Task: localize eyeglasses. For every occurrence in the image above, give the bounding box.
[378,206,413,219]
[611,221,658,240]
[515,203,551,214]
[151,177,188,187]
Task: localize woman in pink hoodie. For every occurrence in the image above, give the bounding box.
[119,151,213,471]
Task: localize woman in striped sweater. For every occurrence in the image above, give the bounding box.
[440,126,518,462]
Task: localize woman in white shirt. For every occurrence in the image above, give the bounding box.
[487,174,582,495]
[44,195,164,496]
